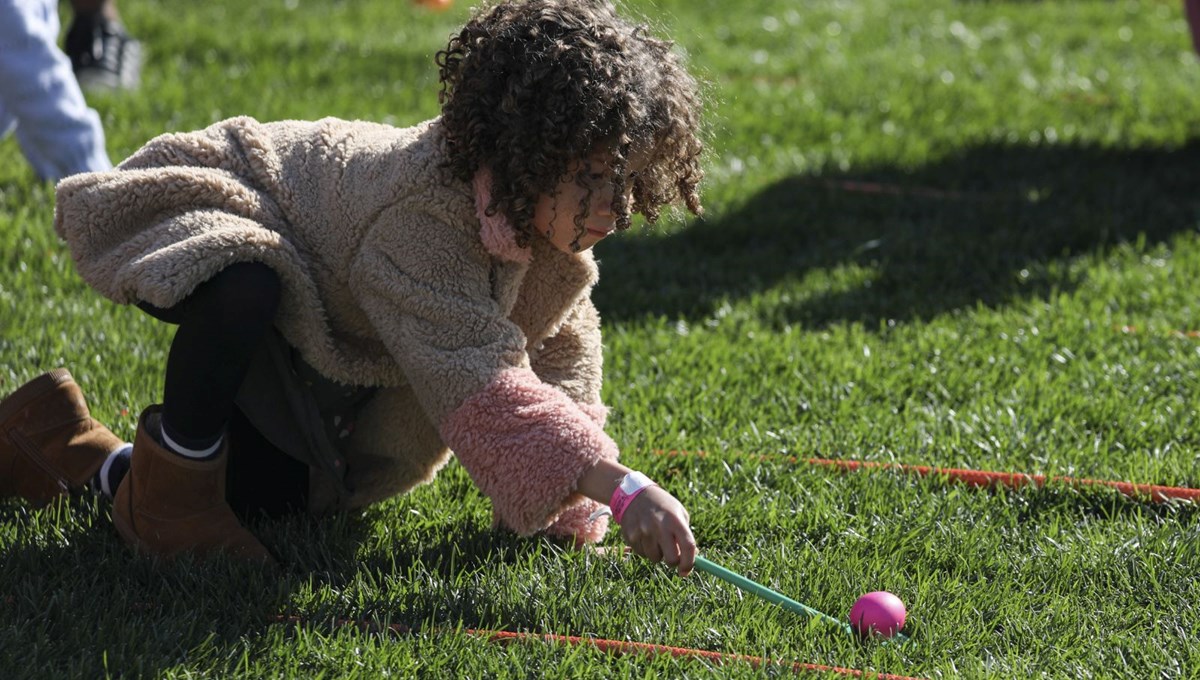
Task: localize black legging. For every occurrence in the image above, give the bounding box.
[138,261,282,447]
[138,261,308,516]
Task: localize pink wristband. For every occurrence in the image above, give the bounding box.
[609,471,657,524]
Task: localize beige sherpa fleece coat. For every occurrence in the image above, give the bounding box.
[54,116,618,543]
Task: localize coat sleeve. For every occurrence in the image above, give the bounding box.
[350,205,618,537]
[527,295,613,544]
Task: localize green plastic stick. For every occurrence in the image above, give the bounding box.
[694,555,854,635]
[694,555,912,645]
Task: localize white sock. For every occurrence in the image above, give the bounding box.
[93,443,133,498]
[159,423,223,459]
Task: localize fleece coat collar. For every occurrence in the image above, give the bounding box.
[472,167,531,265]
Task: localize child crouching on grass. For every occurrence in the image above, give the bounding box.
[0,0,703,573]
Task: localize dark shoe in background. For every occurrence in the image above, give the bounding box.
[64,12,143,92]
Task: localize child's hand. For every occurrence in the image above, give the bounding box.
[618,486,697,577]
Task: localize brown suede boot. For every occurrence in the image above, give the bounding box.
[112,406,274,564]
[0,368,126,507]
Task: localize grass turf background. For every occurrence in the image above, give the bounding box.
[2,0,1200,677]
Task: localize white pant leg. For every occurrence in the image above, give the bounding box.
[0,0,112,181]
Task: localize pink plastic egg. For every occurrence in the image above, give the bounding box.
[848,591,906,638]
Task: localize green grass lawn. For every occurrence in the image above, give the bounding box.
[3,0,1200,677]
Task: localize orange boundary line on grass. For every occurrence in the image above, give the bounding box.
[476,630,924,680]
[1115,325,1200,338]
[652,450,1200,504]
[271,615,924,680]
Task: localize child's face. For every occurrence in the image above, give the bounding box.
[533,154,638,254]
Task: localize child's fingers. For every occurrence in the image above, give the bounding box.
[659,517,696,577]
[639,537,664,563]
[676,528,697,577]
[660,533,682,570]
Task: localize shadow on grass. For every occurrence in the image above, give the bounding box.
[594,140,1200,326]
[0,499,291,677]
[1006,484,1200,525]
[0,496,548,678]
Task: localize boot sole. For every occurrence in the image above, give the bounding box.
[112,477,276,565]
[113,508,276,565]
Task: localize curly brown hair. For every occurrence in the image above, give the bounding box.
[436,0,704,248]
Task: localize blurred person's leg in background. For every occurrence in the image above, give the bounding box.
[0,0,111,181]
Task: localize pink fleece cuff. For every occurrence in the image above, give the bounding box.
[441,368,619,535]
[539,401,612,545]
[528,401,611,545]
[542,497,611,546]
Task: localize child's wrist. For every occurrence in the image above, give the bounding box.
[609,471,658,523]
